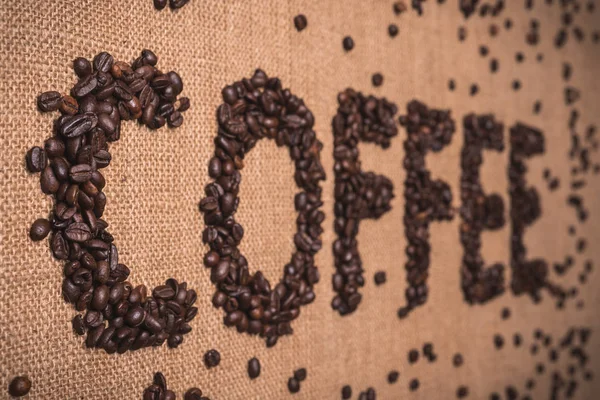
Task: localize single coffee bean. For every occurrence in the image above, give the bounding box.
[388,24,399,37]
[388,370,399,383]
[60,95,79,115]
[372,73,383,87]
[343,36,355,51]
[457,385,469,398]
[8,376,31,397]
[40,166,59,194]
[409,378,420,391]
[72,314,86,335]
[248,357,261,379]
[294,368,307,381]
[184,388,203,400]
[453,353,463,367]
[26,146,47,172]
[342,385,352,399]
[408,349,419,363]
[288,377,300,393]
[374,271,386,285]
[294,14,307,31]
[393,1,407,14]
[30,218,51,241]
[73,57,92,77]
[38,91,62,112]
[494,334,505,349]
[204,349,221,368]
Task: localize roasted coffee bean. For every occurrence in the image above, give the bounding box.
[457,386,469,398]
[184,388,204,400]
[408,349,419,363]
[8,376,31,397]
[38,91,62,112]
[388,370,399,383]
[388,24,399,37]
[288,377,300,393]
[73,57,92,77]
[170,0,189,9]
[294,14,307,31]
[409,378,420,391]
[30,218,51,241]
[294,368,307,381]
[26,146,47,173]
[343,36,355,51]
[342,385,352,399]
[453,353,463,367]
[374,271,386,285]
[72,314,86,335]
[204,349,221,368]
[494,334,505,349]
[248,357,261,379]
[393,1,407,14]
[371,73,383,87]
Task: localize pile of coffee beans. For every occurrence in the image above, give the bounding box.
[8,376,31,398]
[331,88,398,315]
[287,368,307,394]
[397,100,455,318]
[460,114,506,304]
[199,69,325,346]
[153,0,189,11]
[28,50,195,354]
[509,123,564,303]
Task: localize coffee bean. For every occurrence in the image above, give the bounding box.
[408,349,419,363]
[72,314,86,335]
[458,26,467,41]
[479,45,489,57]
[288,377,300,393]
[38,91,62,112]
[154,0,168,10]
[374,271,386,285]
[513,333,522,347]
[388,370,399,383]
[457,386,469,398]
[294,368,307,381]
[184,388,204,400]
[342,385,352,399]
[388,24,399,37]
[453,353,463,367]
[343,36,355,51]
[470,84,479,96]
[371,73,383,87]
[248,357,261,379]
[393,1,407,14]
[490,58,499,73]
[494,334,505,349]
[30,218,51,241]
[40,166,59,194]
[8,376,31,397]
[294,14,307,31]
[170,0,189,9]
[204,349,221,368]
[409,378,419,391]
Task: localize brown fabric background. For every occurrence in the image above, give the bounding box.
[1,0,599,398]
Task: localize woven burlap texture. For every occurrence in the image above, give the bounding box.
[1,0,599,399]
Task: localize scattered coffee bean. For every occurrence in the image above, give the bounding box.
[388,370,399,383]
[288,377,300,393]
[8,376,31,397]
[501,308,511,319]
[458,26,467,41]
[408,349,419,363]
[453,353,463,367]
[204,349,221,368]
[388,24,399,37]
[342,385,352,399]
[512,80,521,91]
[374,271,387,285]
[248,357,261,379]
[294,368,307,382]
[448,79,456,91]
[343,36,355,51]
[470,84,479,96]
[294,14,307,31]
[372,73,383,87]
[154,0,190,10]
[457,385,469,398]
[409,378,420,391]
[513,333,522,347]
[29,218,51,241]
[393,1,408,14]
[494,334,505,349]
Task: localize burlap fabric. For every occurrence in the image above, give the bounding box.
[1,1,599,398]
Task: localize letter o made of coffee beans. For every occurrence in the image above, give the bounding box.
[199,69,326,347]
[27,50,195,354]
